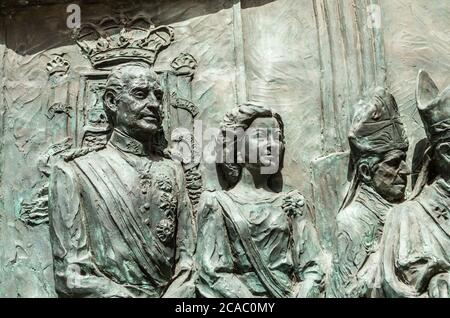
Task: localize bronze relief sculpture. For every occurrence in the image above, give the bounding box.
[3,1,450,299]
[195,104,326,298]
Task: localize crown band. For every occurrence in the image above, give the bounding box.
[74,16,174,69]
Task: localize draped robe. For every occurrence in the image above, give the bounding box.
[380,178,450,297]
[329,183,392,297]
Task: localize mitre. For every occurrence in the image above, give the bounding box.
[416,70,450,146]
[348,87,409,162]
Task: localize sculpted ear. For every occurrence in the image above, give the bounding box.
[104,90,118,114]
[437,142,450,163]
[416,70,440,110]
[358,162,372,183]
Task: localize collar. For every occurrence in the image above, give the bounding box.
[416,178,450,236]
[355,183,393,221]
[109,129,150,157]
[436,178,450,194]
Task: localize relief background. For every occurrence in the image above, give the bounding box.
[0,0,449,297]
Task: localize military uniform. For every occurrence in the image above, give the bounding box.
[49,129,195,298]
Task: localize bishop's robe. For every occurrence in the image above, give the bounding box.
[380,178,450,297]
[329,183,392,298]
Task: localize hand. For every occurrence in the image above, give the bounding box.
[296,278,323,298]
[428,273,450,298]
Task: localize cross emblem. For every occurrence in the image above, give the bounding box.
[435,205,449,220]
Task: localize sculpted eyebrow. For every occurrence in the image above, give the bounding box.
[152,84,163,91]
[384,153,404,162]
[131,86,148,90]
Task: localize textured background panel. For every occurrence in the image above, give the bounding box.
[382,0,450,172]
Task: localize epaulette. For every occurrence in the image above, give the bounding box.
[63,145,106,162]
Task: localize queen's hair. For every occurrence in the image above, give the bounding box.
[216,102,286,190]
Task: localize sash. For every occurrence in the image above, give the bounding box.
[74,154,173,287]
[215,192,291,298]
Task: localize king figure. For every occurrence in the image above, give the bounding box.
[48,62,196,298]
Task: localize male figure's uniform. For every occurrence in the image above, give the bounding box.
[49,130,195,297]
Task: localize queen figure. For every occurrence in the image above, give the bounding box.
[195,103,326,298]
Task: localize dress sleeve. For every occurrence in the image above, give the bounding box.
[163,162,196,298]
[195,191,254,298]
[48,160,135,298]
[292,201,327,298]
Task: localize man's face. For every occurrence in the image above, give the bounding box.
[113,66,163,141]
[371,150,410,202]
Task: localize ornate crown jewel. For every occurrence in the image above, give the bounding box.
[73,15,174,69]
[170,53,197,77]
[46,55,70,76]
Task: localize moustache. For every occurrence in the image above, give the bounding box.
[139,108,161,121]
[393,176,407,185]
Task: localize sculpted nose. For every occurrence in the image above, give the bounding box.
[146,90,161,104]
[146,102,160,110]
[399,160,411,175]
[145,95,161,110]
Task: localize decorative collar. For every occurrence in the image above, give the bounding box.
[355,183,393,221]
[109,129,150,156]
[436,178,450,195]
[416,178,450,236]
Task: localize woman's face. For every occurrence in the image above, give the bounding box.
[242,117,284,175]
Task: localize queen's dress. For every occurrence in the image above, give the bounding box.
[195,189,325,298]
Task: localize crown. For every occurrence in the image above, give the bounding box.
[171,53,198,77]
[46,55,70,76]
[73,15,174,69]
